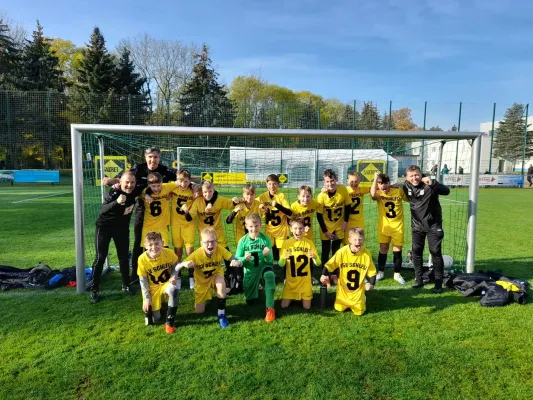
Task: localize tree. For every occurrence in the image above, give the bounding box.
[49,38,84,89]
[19,21,64,91]
[392,108,417,131]
[113,47,150,124]
[358,102,381,130]
[70,27,117,123]
[119,33,198,121]
[0,18,21,89]
[178,44,234,128]
[429,126,443,131]
[494,103,531,166]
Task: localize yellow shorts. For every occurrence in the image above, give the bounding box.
[319,225,345,241]
[334,301,366,316]
[142,226,169,247]
[148,281,172,312]
[281,287,313,301]
[343,223,366,244]
[266,233,286,249]
[377,228,404,247]
[194,273,224,305]
[171,224,195,249]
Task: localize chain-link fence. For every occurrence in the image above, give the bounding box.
[1,91,532,174]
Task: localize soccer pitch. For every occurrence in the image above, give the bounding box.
[0,184,532,399]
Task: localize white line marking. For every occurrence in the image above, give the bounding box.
[12,191,72,203]
[441,198,468,204]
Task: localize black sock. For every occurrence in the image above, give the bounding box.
[144,306,153,326]
[393,251,402,273]
[217,297,226,312]
[378,252,387,271]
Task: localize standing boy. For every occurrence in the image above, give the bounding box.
[403,165,450,293]
[344,171,370,243]
[370,172,408,284]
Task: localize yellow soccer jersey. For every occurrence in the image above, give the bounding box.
[137,247,178,291]
[189,194,234,244]
[374,187,408,233]
[324,245,377,315]
[171,186,195,228]
[185,245,232,286]
[290,199,318,241]
[317,184,350,232]
[142,183,175,230]
[233,199,261,243]
[258,191,289,239]
[346,186,370,228]
[281,238,319,300]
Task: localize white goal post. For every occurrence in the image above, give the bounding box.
[71,125,483,293]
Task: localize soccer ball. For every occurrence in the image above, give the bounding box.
[442,255,454,269]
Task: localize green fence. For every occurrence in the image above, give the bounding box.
[0,91,531,174]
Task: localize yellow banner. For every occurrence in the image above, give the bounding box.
[95,156,128,185]
[357,159,385,187]
[201,172,247,185]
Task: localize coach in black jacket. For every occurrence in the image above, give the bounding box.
[403,165,450,293]
[91,171,142,303]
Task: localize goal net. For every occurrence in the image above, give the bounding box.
[72,125,482,292]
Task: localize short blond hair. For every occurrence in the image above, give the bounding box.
[244,213,261,225]
[201,228,217,240]
[202,180,214,190]
[349,227,365,239]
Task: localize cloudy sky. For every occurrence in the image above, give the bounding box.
[4,0,533,129]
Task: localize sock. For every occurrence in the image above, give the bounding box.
[393,251,402,273]
[144,306,153,326]
[217,297,226,315]
[264,270,276,308]
[378,252,387,271]
[166,306,177,322]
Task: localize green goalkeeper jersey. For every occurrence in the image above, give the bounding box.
[235,233,274,271]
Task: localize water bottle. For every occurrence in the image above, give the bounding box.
[320,280,329,309]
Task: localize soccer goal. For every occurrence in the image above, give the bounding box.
[71,125,483,293]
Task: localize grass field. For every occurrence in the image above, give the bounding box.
[0,183,532,400]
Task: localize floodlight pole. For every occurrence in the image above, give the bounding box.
[466,135,482,273]
[71,125,483,290]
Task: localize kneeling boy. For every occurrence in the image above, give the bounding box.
[320,227,377,316]
[235,213,276,322]
[137,231,180,334]
[177,228,242,328]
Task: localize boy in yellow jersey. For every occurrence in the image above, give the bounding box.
[279,218,320,310]
[176,228,242,328]
[170,169,197,290]
[258,174,290,263]
[370,172,409,285]
[344,171,370,244]
[141,172,178,247]
[186,180,239,250]
[226,183,261,244]
[137,232,180,334]
[320,227,377,315]
[316,169,351,269]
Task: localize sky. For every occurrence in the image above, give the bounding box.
[3,0,533,130]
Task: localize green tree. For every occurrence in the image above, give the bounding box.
[178,44,234,128]
[49,38,84,89]
[70,27,117,123]
[494,103,531,166]
[19,21,64,91]
[0,18,21,89]
[429,126,443,131]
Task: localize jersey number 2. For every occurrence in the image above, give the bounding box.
[287,255,309,278]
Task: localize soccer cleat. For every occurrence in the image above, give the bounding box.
[122,285,133,295]
[265,307,276,323]
[218,314,230,328]
[376,271,385,281]
[189,278,195,290]
[394,273,406,285]
[165,320,176,334]
[90,291,99,304]
[412,280,424,289]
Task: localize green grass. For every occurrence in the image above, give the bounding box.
[0,184,532,400]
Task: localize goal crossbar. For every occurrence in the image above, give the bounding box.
[71,124,483,293]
